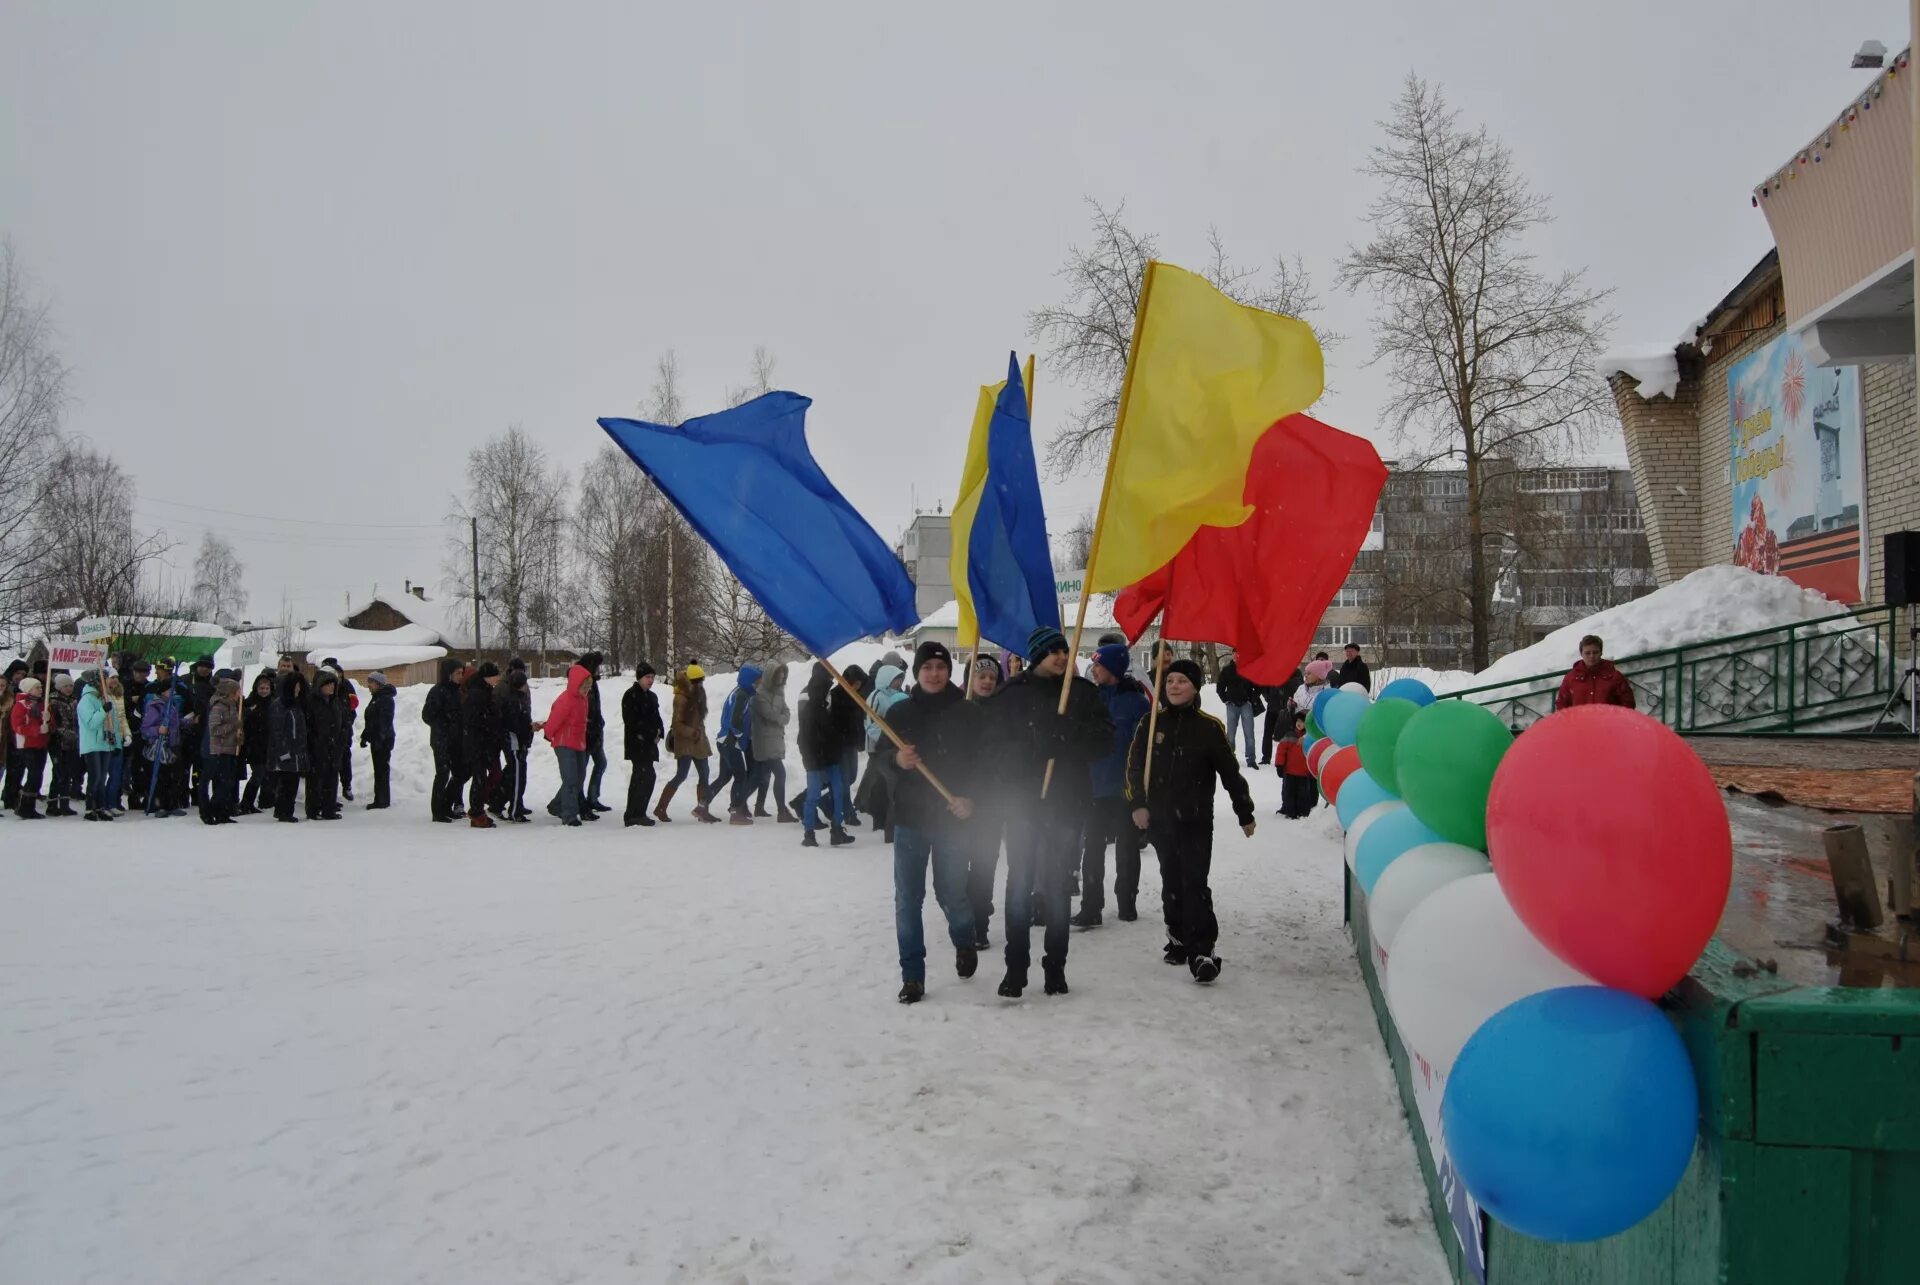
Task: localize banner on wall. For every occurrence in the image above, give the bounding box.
[1727,332,1866,604]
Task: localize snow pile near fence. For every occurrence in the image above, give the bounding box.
[1474,565,1853,686]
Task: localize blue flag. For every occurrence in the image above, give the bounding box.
[968,354,1061,652]
[598,393,918,656]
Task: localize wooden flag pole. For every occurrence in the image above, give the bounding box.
[1142,618,1169,795]
[818,655,957,805]
[1040,264,1159,799]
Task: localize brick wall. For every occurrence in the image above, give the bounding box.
[1862,359,1920,604]
[1612,371,1706,583]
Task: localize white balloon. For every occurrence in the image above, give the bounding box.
[1344,800,1406,871]
[1385,873,1596,1076]
[1370,843,1491,952]
[1340,682,1370,696]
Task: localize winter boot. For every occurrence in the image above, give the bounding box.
[50,797,73,818]
[776,802,798,824]
[1190,954,1223,985]
[997,968,1026,999]
[897,980,924,1005]
[955,947,978,979]
[653,782,678,822]
[727,805,754,826]
[470,811,496,829]
[1118,898,1138,922]
[800,830,819,848]
[690,786,719,824]
[753,801,771,818]
[15,795,44,820]
[1163,940,1189,967]
[1070,905,1103,929]
[829,827,855,846]
[1043,958,1069,995]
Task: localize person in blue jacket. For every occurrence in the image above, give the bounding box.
[712,664,762,823]
[1073,643,1153,927]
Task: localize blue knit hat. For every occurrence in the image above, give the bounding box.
[1093,643,1131,678]
[1026,626,1068,662]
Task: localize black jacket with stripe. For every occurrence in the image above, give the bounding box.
[1124,700,1255,828]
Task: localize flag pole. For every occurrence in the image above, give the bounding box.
[818,655,957,805]
[1041,262,1159,798]
[1142,614,1169,795]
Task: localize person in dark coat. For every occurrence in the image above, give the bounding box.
[1126,658,1256,984]
[1555,635,1636,711]
[1075,643,1153,928]
[1261,667,1304,765]
[578,651,610,814]
[1332,643,1371,692]
[359,672,397,809]
[305,669,345,819]
[461,661,505,828]
[268,670,310,822]
[118,656,150,811]
[238,672,277,814]
[422,656,466,822]
[495,669,537,821]
[321,658,358,801]
[962,655,1005,948]
[184,654,216,810]
[1213,652,1264,769]
[832,663,870,827]
[795,661,853,846]
[876,641,984,1004]
[622,662,664,826]
[983,626,1114,999]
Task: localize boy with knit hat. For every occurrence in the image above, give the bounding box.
[982,625,1113,998]
[1074,643,1152,927]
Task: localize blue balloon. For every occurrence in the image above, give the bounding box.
[1354,807,1446,892]
[1335,768,1395,828]
[1378,677,1437,707]
[1323,690,1371,745]
[1311,685,1340,730]
[1442,987,1698,1243]
[1302,732,1322,757]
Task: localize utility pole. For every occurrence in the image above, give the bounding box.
[470,516,482,657]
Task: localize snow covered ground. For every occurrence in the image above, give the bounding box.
[0,671,1446,1284]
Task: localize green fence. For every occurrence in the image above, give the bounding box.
[1441,606,1903,735]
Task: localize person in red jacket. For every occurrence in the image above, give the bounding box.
[1275,710,1319,819]
[543,663,592,826]
[10,676,51,819]
[1555,635,1635,711]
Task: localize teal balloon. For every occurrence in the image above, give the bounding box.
[1334,768,1395,828]
[1311,685,1339,729]
[1355,807,1446,893]
[1396,700,1513,850]
[1356,697,1420,796]
[1303,732,1322,757]
[1379,677,1437,707]
[1443,987,1698,1243]
[1323,690,1370,745]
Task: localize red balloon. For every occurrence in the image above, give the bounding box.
[1486,705,1731,998]
[1308,738,1337,777]
[1320,745,1362,803]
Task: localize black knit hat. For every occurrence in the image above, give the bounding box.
[1165,658,1204,689]
[1026,626,1068,662]
[634,661,656,679]
[913,640,953,676]
[508,656,527,672]
[475,660,502,679]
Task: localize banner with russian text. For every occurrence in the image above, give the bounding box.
[1728,331,1865,604]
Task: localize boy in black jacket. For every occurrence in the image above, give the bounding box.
[1125,658,1256,985]
[621,663,663,826]
[422,657,466,822]
[359,672,397,809]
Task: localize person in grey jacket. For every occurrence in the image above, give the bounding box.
[749,661,795,823]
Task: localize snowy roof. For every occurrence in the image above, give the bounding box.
[1597,345,1681,401]
[307,643,447,671]
[340,595,421,627]
[298,621,444,651]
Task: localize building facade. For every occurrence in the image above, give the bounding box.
[895,512,954,620]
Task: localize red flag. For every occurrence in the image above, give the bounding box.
[1113,413,1387,685]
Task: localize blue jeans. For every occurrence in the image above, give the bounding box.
[554,746,586,822]
[668,755,710,791]
[85,750,113,811]
[803,764,847,833]
[1003,812,1074,973]
[1223,703,1258,763]
[107,749,126,807]
[893,824,977,983]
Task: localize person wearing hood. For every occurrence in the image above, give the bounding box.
[44,672,81,818]
[876,641,986,1003]
[1074,643,1153,928]
[240,672,279,815]
[422,656,467,822]
[1126,658,1256,985]
[660,664,717,823]
[795,661,854,847]
[544,662,593,826]
[853,661,909,839]
[358,672,398,810]
[982,627,1114,999]
[78,669,126,822]
[462,661,506,828]
[304,669,345,820]
[832,663,871,828]
[496,669,538,822]
[621,662,664,826]
[200,673,243,825]
[9,675,49,819]
[749,662,795,823]
[269,669,310,822]
[575,651,611,815]
[711,663,763,824]
[1555,635,1636,711]
[140,677,188,816]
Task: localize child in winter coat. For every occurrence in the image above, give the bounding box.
[240,673,277,814]
[9,676,49,819]
[544,662,592,826]
[46,673,81,817]
[269,670,310,821]
[748,662,793,823]
[360,672,398,811]
[201,674,243,825]
[140,679,187,816]
[621,663,663,826]
[661,664,715,823]
[77,671,126,821]
[1275,711,1319,819]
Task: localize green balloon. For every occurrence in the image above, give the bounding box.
[1394,700,1513,850]
[1305,710,1323,740]
[1355,697,1420,795]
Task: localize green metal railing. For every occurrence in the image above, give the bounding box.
[1442,605,1903,735]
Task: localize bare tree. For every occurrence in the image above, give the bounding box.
[1338,75,1614,668]
[190,532,248,625]
[1027,199,1337,478]
[1056,510,1096,572]
[701,568,798,670]
[726,345,778,408]
[34,441,173,619]
[574,443,660,672]
[0,243,70,645]
[445,426,568,654]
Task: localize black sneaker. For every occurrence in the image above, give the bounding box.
[1191,955,1223,984]
[997,970,1025,998]
[1070,907,1103,929]
[829,828,855,846]
[1043,960,1069,995]
[897,981,924,1004]
[1163,941,1189,966]
[801,831,819,848]
[956,948,978,979]
[973,932,991,950]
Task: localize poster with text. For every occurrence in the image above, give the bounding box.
[1728,332,1865,604]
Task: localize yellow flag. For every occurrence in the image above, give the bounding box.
[1086,262,1323,593]
[949,355,1037,649]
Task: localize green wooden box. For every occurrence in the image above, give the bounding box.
[1346,869,1919,1285]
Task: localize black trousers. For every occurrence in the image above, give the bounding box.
[126,737,152,809]
[1079,795,1143,913]
[241,758,273,810]
[306,760,340,817]
[369,741,392,806]
[469,751,502,815]
[11,748,46,808]
[1280,773,1319,818]
[625,758,657,821]
[430,742,464,818]
[2,747,21,809]
[966,811,1003,942]
[1148,817,1219,957]
[339,742,354,796]
[274,770,301,820]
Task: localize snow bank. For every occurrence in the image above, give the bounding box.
[1597,345,1681,401]
[1471,564,1853,687]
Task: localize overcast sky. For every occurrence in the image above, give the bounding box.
[3,1,1907,634]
